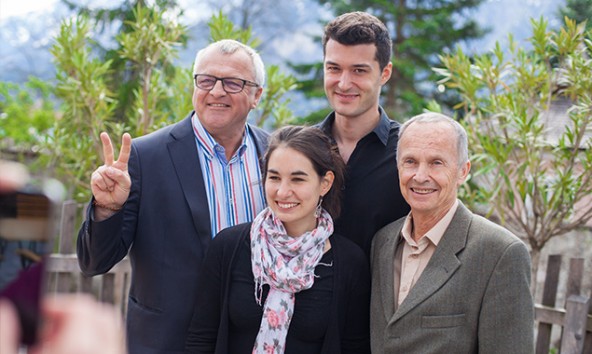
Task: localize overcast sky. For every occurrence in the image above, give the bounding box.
[1,0,57,18]
[1,0,565,42]
[0,0,566,82]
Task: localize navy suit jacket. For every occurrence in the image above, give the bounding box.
[77,113,269,354]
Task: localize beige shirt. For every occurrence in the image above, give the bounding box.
[395,200,459,307]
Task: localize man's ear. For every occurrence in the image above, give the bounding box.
[380,62,392,85]
[458,160,471,185]
[251,87,264,109]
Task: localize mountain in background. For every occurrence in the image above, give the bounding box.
[0,0,565,88]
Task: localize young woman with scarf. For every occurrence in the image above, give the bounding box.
[185,126,370,354]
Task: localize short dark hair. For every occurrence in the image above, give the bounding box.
[263,126,345,219]
[323,11,392,70]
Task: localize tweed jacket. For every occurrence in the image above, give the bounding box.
[370,202,534,353]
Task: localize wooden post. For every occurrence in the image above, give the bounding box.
[560,295,589,354]
[560,258,585,344]
[101,273,115,304]
[55,201,78,292]
[57,200,77,254]
[536,254,562,354]
[584,271,592,354]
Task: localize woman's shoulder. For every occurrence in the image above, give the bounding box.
[211,222,252,249]
[329,233,368,266]
[329,234,370,292]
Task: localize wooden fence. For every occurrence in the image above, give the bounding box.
[44,200,131,316]
[44,201,592,353]
[535,255,592,354]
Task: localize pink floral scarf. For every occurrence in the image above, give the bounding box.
[250,207,333,354]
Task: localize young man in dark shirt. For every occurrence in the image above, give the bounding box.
[317,12,410,257]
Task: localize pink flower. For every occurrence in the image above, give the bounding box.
[264,343,275,354]
[267,309,280,328]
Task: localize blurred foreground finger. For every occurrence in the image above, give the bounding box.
[34,295,126,354]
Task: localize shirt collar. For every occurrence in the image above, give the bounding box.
[318,106,391,147]
[192,113,248,161]
[401,199,459,247]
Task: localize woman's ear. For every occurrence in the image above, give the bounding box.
[321,171,335,196]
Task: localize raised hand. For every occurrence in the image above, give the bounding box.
[90,132,132,219]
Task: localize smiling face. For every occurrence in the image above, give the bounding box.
[265,146,334,237]
[192,48,263,140]
[397,121,470,223]
[323,39,391,121]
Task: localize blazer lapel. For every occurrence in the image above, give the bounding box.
[377,222,404,322]
[167,114,212,256]
[390,203,473,323]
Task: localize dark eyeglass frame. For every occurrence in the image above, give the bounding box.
[193,74,259,93]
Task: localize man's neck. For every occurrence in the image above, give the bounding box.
[410,202,457,241]
[193,114,246,161]
[332,109,381,163]
[215,133,244,161]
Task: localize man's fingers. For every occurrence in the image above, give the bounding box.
[116,133,132,167]
[91,167,115,192]
[92,168,131,195]
[100,132,115,167]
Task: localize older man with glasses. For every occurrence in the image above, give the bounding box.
[77,39,269,354]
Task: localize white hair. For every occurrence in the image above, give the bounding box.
[398,112,469,166]
[192,39,265,87]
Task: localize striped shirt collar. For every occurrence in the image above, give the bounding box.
[191,113,248,162]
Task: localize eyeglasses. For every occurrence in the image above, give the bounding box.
[193,74,259,93]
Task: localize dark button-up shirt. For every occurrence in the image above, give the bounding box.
[318,107,410,257]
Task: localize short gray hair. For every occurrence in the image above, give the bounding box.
[398,112,469,166]
[192,39,266,87]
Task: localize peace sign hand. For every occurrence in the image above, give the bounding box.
[90,132,132,219]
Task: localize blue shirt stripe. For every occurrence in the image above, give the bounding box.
[192,114,266,238]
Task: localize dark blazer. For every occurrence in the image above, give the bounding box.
[370,202,534,354]
[185,222,371,354]
[77,113,269,354]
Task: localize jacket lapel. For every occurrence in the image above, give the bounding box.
[248,125,269,158]
[390,203,472,323]
[377,221,404,322]
[167,114,212,256]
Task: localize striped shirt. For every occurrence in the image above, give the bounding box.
[192,114,266,238]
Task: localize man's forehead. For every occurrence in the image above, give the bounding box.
[324,59,373,68]
[324,40,378,64]
[406,121,455,136]
[401,125,457,152]
[196,50,253,74]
